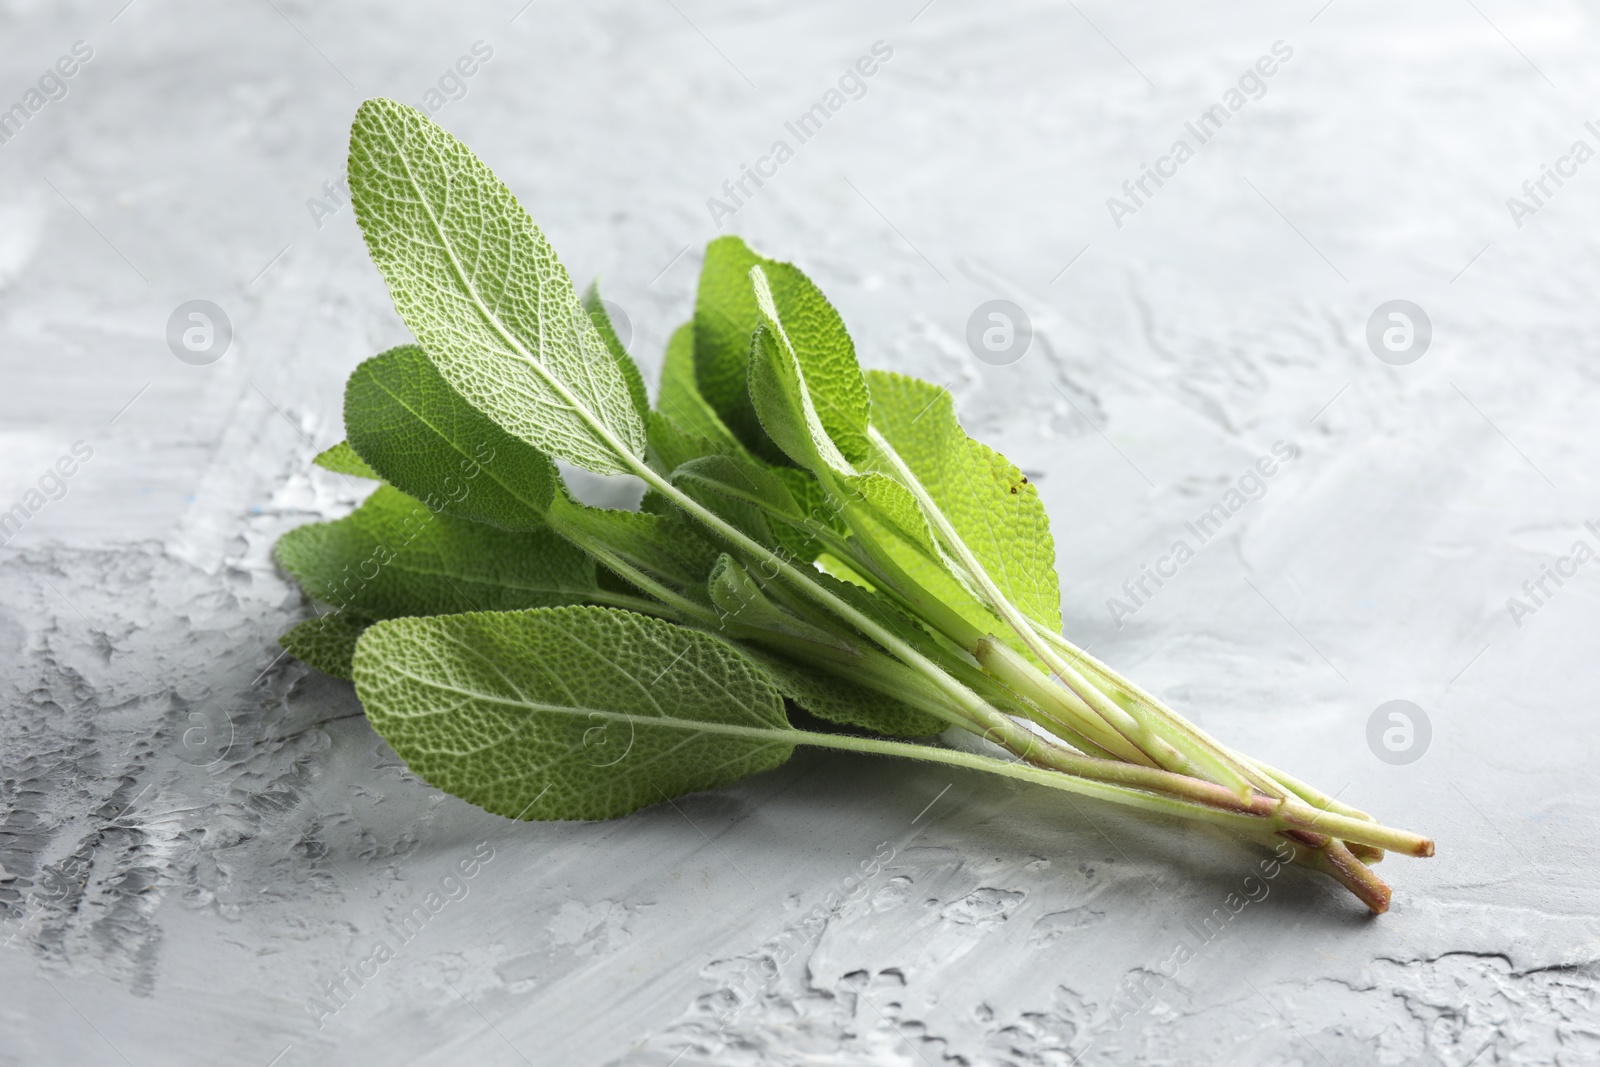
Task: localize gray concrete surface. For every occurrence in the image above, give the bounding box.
[2,1,1597,1063]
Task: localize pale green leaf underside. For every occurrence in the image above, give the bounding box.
[749,260,870,464]
[344,343,559,531]
[748,321,850,476]
[671,453,828,562]
[649,323,748,474]
[275,485,598,619]
[867,371,1062,631]
[348,98,645,475]
[847,470,944,560]
[352,606,798,821]
[847,502,1002,641]
[748,270,863,475]
[674,454,803,523]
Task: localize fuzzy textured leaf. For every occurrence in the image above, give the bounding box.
[736,643,946,738]
[746,316,942,561]
[747,323,852,476]
[707,554,851,651]
[867,371,1062,631]
[674,455,805,523]
[648,410,725,476]
[672,453,826,561]
[657,321,741,450]
[549,495,722,591]
[344,344,561,531]
[702,554,948,736]
[583,280,650,424]
[279,612,371,680]
[352,606,799,820]
[275,485,598,619]
[348,98,646,475]
[695,239,869,464]
[693,236,784,462]
[314,441,379,479]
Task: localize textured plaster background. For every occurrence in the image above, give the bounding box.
[2,0,1598,1064]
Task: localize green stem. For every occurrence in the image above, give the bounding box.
[796,514,1128,761]
[629,459,1022,739]
[797,727,1430,858]
[552,519,709,623]
[814,501,989,652]
[558,500,1007,741]
[1028,627,1385,872]
[633,452,1274,839]
[1017,626,1430,856]
[490,323,1432,870]
[540,589,1290,822]
[511,338,1173,790]
[1028,619,1288,798]
[962,675,1122,762]
[790,728,1280,830]
[1283,836,1391,913]
[741,630,981,735]
[975,637,1158,766]
[629,457,1440,856]
[802,728,1395,912]
[436,264,985,735]
[815,471,1185,768]
[1276,801,1433,857]
[866,428,1251,797]
[1230,751,1376,824]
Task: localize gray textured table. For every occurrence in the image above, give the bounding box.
[2,2,1595,1064]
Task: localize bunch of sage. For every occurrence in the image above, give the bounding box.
[276,100,1432,913]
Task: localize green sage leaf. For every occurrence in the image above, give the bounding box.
[351,606,799,820]
[314,441,379,479]
[695,238,870,464]
[279,611,371,680]
[548,494,722,591]
[867,370,1062,631]
[582,279,650,424]
[343,344,560,531]
[275,485,598,619]
[657,321,742,450]
[348,98,646,475]
[735,643,947,738]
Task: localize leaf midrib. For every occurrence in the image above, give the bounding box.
[382,663,795,741]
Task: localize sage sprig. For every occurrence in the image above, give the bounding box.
[275,99,1432,913]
